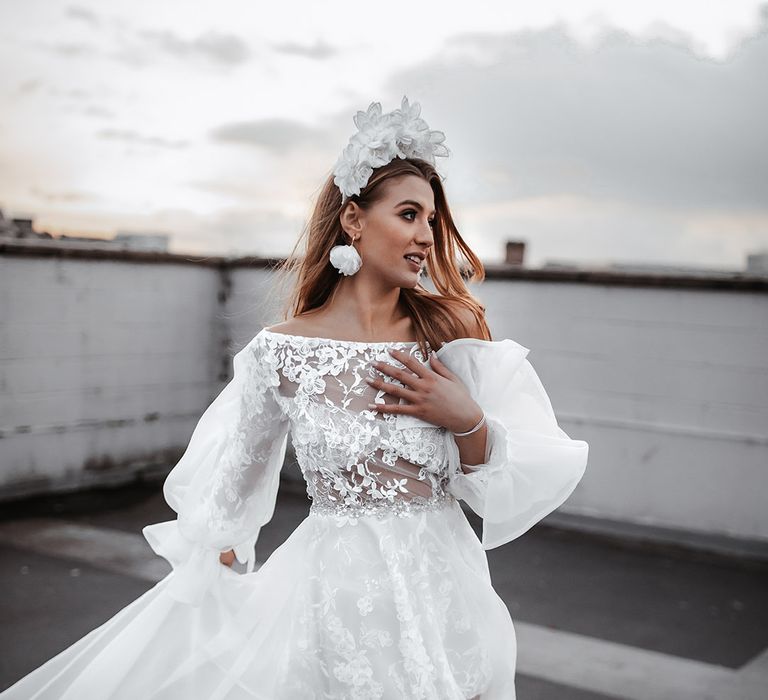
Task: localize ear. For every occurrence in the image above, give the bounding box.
[340,201,364,241]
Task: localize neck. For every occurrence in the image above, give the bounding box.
[322,272,408,337]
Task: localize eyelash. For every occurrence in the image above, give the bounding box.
[402,210,436,228]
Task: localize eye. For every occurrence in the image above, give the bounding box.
[401,210,436,228]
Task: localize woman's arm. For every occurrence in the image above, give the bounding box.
[452,405,489,473]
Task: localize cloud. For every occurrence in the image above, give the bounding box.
[97,129,189,149]
[65,6,100,26]
[48,86,92,100]
[378,19,768,212]
[14,78,44,96]
[186,180,263,200]
[136,29,250,66]
[209,118,327,153]
[271,39,337,59]
[48,42,97,58]
[149,205,305,257]
[82,105,115,119]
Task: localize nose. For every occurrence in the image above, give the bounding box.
[415,219,434,246]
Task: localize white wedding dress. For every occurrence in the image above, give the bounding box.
[1,327,589,700]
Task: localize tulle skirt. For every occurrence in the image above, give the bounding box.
[1,498,517,699]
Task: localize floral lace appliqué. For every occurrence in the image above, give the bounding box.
[259,331,452,519]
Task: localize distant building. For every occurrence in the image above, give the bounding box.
[0,209,52,241]
[0,208,168,252]
[0,209,14,237]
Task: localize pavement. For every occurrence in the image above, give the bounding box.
[0,481,766,699]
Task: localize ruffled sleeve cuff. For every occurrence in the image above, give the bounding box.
[232,534,259,574]
[447,412,588,550]
[142,520,233,606]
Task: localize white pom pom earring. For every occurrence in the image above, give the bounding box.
[329,236,362,276]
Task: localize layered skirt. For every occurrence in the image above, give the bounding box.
[1,497,517,699]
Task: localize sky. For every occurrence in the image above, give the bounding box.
[0,1,766,269]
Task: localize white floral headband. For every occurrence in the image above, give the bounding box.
[332,96,450,204]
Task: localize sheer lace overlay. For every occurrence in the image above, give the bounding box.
[258,329,453,521]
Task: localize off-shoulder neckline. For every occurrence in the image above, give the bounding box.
[259,327,527,354]
[261,327,420,347]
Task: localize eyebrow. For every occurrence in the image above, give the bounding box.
[395,199,436,216]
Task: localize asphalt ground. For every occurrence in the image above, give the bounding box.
[1,481,766,699]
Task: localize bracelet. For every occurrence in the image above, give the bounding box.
[460,461,484,472]
[452,411,486,437]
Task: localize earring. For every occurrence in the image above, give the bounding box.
[329,236,362,276]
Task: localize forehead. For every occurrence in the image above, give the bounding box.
[381,175,435,209]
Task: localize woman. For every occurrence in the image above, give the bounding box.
[1,96,588,699]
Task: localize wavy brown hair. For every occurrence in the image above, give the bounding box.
[272,157,492,357]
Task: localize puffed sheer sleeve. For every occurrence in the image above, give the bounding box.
[439,339,588,550]
[142,332,290,606]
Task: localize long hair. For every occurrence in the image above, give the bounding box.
[272,157,492,357]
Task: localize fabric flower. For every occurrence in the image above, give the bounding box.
[333,95,450,202]
[329,244,362,275]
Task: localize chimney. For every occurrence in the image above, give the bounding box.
[12,218,34,238]
[505,240,525,266]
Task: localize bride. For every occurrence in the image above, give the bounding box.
[1,96,588,699]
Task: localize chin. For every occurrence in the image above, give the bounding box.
[390,270,422,289]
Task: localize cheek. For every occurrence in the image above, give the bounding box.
[388,219,414,249]
[368,219,410,258]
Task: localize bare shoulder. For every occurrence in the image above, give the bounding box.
[264,312,333,338]
[264,319,302,335]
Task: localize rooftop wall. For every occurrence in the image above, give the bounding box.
[1,243,766,549]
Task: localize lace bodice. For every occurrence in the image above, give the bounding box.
[258,329,451,519]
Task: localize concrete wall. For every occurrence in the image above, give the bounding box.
[1,246,766,549]
[475,277,768,543]
[0,253,230,496]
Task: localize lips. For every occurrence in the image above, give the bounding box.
[404,256,421,271]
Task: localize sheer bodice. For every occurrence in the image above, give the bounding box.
[260,330,451,519]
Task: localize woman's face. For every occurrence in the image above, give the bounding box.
[344,174,436,289]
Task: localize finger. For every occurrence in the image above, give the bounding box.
[428,352,456,379]
[367,400,415,414]
[372,360,420,387]
[386,348,427,379]
[366,376,419,402]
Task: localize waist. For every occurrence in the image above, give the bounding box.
[309,490,455,520]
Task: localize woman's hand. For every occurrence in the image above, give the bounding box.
[365,348,483,433]
[219,549,236,567]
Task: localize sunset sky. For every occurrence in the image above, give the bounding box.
[1,1,766,268]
